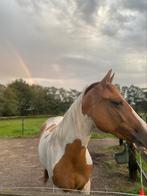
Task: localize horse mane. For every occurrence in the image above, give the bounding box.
[54,90,93,145]
[48,84,98,141]
[84,82,99,95]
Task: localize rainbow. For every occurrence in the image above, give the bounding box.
[7,41,35,84]
[14,50,34,85]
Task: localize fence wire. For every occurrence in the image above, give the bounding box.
[0,186,140,196]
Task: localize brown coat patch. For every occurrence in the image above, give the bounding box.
[40,123,56,137]
[46,124,56,132]
[40,123,47,133]
[52,139,92,191]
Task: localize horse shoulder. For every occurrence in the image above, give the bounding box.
[40,116,63,136]
[52,139,93,191]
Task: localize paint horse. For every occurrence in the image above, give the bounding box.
[38,70,147,194]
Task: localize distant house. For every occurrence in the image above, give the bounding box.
[135,88,147,114]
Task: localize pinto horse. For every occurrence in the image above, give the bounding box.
[38,70,147,194]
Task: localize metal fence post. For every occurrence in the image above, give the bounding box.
[22,117,24,136]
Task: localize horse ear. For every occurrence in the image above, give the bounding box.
[110,72,115,83]
[101,69,112,86]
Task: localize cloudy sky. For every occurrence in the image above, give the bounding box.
[0,0,146,90]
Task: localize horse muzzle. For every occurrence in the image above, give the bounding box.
[133,126,147,151]
[115,121,147,151]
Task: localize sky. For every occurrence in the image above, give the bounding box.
[0,0,147,90]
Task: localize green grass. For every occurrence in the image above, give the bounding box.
[106,145,147,194]
[121,166,147,194]
[0,117,48,137]
[91,132,115,139]
[0,117,115,138]
[136,152,147,173]
[127,183,147,194]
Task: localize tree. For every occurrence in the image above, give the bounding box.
[30,85,49,115]
[8,79,33,115]
[118,85,147,113]
[46,87,65,115]
[1,79,146,117]
[2,86,19,116]
[0,84,5,116]
[121,85,146,108]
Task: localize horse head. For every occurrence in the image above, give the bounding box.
[82,70,147,150]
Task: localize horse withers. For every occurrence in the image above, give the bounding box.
[38,70,147,194]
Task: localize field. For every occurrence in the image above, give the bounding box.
[0,116,113,139]
[0,115,146,139]
[0,117,48,137]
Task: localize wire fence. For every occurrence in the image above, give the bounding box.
[0,115,49,137]
[0,186,141,196]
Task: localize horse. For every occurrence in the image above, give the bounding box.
[38,70,147,194]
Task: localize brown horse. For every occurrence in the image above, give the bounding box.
[39,70,147,194]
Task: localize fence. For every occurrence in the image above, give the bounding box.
[0,115,50,137]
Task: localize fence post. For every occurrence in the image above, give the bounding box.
[128,144,138,182]
[22,117,24,136]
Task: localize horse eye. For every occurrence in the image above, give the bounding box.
[110,100,123,107]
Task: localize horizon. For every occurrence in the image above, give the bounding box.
[0,0,147,91]
[0,77,146,92]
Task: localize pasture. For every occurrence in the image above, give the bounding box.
[0,117,113,139]
[0,117,48,137]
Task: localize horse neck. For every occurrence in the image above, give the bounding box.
[57,93,94,147]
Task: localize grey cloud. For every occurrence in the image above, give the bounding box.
[74,0,101,25]
[98,1,146,52]
[57,55,96,78]
[122,0,147,13]
[0,0,146,90]
[16,0,44,14]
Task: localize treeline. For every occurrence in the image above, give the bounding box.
[0,79,146,117]
[116,84,147,112]
[0,79,80,116]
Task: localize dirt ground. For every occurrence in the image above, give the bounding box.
[0,138,135,195]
